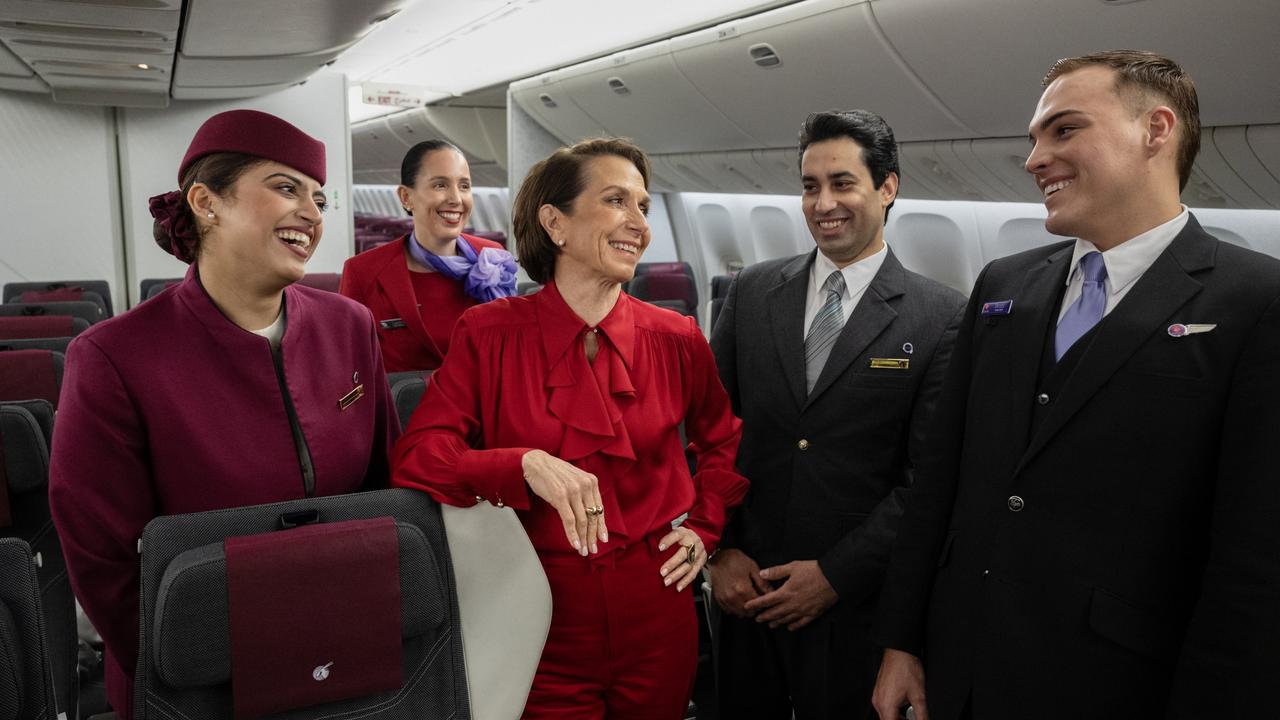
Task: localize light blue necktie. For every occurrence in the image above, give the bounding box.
[805,270,847,393]
[1055,251,1108,360]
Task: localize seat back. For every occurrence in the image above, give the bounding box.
[629,273,698,313]
[135,489,471,720]
[139,278,181,302]
[0,302,106,326]
[0,316,87,341]
[0,337,71,354]
[0,537,58,720]
[0,351,63,408]
[388,371,432,429]
[1,401,77,719]
[4,281,113,317]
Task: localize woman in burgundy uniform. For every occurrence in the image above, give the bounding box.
[49,110,398,719]
[392,138,748,719]
[340,140,517,372]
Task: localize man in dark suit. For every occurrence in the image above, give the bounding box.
[872,50,1280,720]
[708,110,965,719]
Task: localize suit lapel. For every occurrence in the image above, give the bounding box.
[804,250,906,409]
[766,252,812,410]
[1015,219,1214,476]
[375,237,441,359]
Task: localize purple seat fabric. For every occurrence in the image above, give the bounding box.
[297,273,341,293]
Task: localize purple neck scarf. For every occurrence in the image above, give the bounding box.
[407,232,518,303]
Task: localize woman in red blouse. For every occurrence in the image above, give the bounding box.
[340,140,517,372]
[392,138,748,718]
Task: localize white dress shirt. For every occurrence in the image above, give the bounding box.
[803,243,889,337]
[251,309,286,350]
[1057,206,1190,322]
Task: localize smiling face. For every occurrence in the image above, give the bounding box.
[546,154,651,286]
[1025,65,1173,247]
[399,148,472,245]
[200,160,326,288]
[801,137,897,268]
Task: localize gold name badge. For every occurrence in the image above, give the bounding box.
[338,383,365,410]
[869,358,910,370]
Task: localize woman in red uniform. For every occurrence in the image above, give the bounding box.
[340,140,517,372]
[49,110,398,719]
[393,138,748,719]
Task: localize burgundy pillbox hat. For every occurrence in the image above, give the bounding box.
[178,109,326,185]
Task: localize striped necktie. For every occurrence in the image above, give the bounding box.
[805,270,847,394]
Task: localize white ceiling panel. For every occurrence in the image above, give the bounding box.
[173,50,340,88]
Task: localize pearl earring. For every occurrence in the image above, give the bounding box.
[206,211,214,219]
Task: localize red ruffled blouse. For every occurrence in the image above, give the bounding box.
[392,281,748,556]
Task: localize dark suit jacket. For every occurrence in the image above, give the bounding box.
[876,216,1280,719]
[711,248,964,606]
[339,233,504,372]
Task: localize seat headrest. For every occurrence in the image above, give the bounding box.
[152,521,446,689]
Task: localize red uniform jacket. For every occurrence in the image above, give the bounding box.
[392,280,749,557]
[49,267,399,718]
[340,233,505,372]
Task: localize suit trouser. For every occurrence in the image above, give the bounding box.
[522,533,698,720]
[716,600,878,720]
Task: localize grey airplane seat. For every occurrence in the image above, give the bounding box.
[4,281,114,318]
[139,279,181,301]
[0,316,89,342]
[135,489,471,720]
[0,337,72,354]
[0,537,58,720]
[0,351,64,408]
[388,371,433,429]
[1,400,77,719]
[0,301,106,327]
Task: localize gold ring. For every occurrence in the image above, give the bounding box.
[586,506,604,517]
[683,544,696,565]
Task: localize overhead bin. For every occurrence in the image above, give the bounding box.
[549,40,757,154]
[872,0,1280,135]
[510,71,609,146]
[353,110,509,189]
[172,0,406,100]
[0,0,178,106]
[422,106,508,167]
[668,0,975,145]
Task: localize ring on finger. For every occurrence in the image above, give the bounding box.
[585,506,604,517]
[682,543,697,565]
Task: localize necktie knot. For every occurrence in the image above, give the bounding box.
[1079,251,1107,284]
[822,270,846,298]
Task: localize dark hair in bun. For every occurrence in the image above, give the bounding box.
[148,152,263,263]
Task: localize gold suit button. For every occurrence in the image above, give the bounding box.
[797,439,810,450]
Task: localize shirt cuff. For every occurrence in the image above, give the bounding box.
[455,447,533,510]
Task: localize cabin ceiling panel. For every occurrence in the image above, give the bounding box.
[0,36,31,75]
[872,0,1280,136]
[669,0,975,146]
[1244,126,1280,208]
[552,40,757,154]
[0,74,43,91]
[181,0,405,58]
[963,137,1043,204]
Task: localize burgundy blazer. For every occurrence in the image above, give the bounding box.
[340,233,505,372]
[49,266,399,718]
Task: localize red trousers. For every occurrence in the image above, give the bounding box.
[523,533,698,720]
